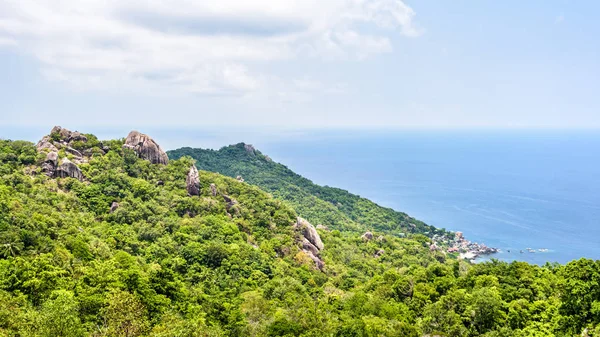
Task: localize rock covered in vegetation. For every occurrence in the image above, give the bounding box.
[123,131,169,165]
[210,183,217,196]
[186,165,200,196]
[54,158,84,181]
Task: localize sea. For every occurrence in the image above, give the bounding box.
[255,130,600,265]
[3,127,600,265]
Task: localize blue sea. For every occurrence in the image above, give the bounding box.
[255,130,600,265]
[3,127,600,265]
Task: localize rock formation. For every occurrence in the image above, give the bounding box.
[374,249,385,258]
[297,217,324,250]
[123,131,169,165]
[222,194,239,213]
[361,231,374,241]
[295,217,325,270]
[41,152,59,177]
[302,238,320,256]
[36,136,58,152]
[55,158,84,181]
[186,165,200,196]
[110,202,119,213]
[244,144,256,155]
[236,175,244,182]
[210,183,217,196]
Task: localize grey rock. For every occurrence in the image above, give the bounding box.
[70,131,88,142]
[110,202,119,213]
[376,235,386,242]
[41,151,59,177]
[222,195,238,211]
[374,249,385,257]
[65,146,83,159]
[36,136,58,152]
[236,175,244,182]
[55,158,84,181]
[210,183,217,196]
[302,238,320,256]
[244,144,256,155]
[316,224,329,231]
[156,180,164,186]
[303,249,325,270]
[186,165,200,196]
[361,231,374,241]
[297,217,324,250]
[123,131,169,165]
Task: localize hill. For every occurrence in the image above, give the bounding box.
[168,143,442,237]
[0,127,597,336]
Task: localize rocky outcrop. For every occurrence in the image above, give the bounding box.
[123,131,169,165]
[361,231,374,241]
[110,202,119,213]
[186,165,200,196]
[297,217,324,250]
[41,152,59,177]
[316,224,329,231]
[302,238,320,256]
[244,144,256,155]
[36,136,58,152]
[210,183,217,197]
[55,158,84,181]
[305,250,325,270]
[222,195,239,213]
[295,217,325,270]
[236,175,244,182]
[374,249,385,258]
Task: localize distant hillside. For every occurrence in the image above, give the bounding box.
[169,143,443,237]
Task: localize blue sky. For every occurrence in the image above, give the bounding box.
[1,0,599,131]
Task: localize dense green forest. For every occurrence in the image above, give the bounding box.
[0,129,599,336]
[168,144,440,236]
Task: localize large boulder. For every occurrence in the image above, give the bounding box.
[55,158,84,181]
[186,165,200,196]
[297,217,324,251]
[41,151,59,177]
[361,231,374,241]
[36,136,58,152]
[123,131,169,165]
[302,238,320,256]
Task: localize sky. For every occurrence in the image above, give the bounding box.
[1,0,599,132]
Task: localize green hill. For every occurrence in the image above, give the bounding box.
[168,144,442,237]
[0,129,597,336]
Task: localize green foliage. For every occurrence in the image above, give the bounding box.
[168,144,446,237]
[0,136,596,336]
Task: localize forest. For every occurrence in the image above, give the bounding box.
[0,130,599,336]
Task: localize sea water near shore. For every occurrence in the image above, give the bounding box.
[257,130,600,265]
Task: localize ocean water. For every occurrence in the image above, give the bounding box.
[256,130,600,265]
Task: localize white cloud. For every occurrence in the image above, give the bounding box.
[0,0,420,96]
